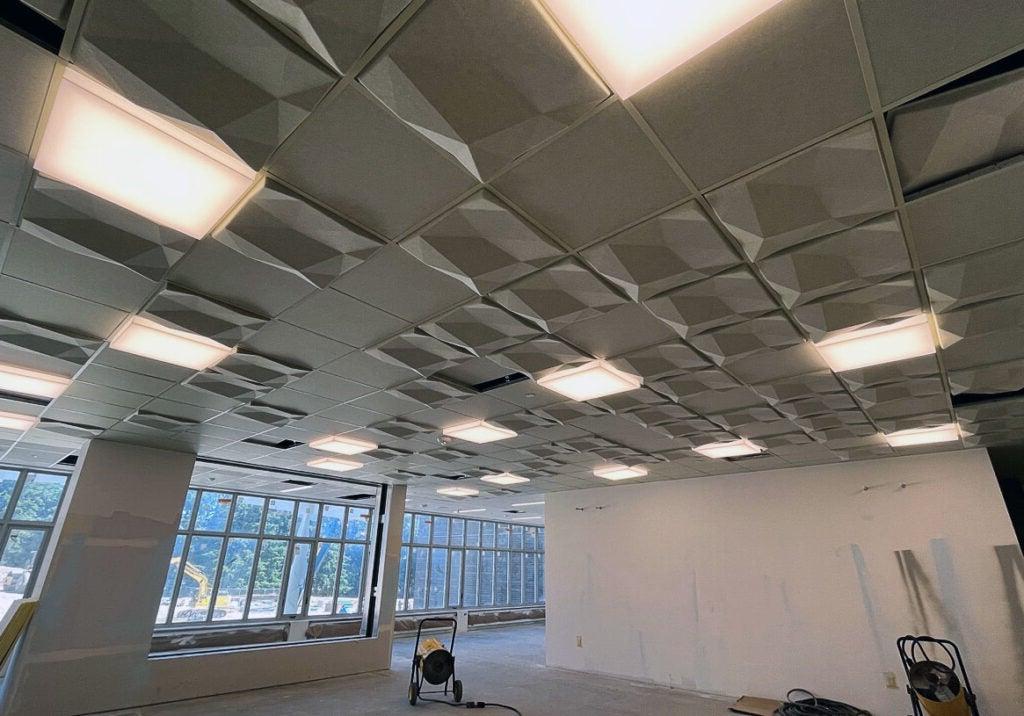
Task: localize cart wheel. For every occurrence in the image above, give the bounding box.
[453,680,463,703]
[409,683,418,706]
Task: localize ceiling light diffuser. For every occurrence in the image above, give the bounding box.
[0,411,39,432]
[693,438,763,459]
[110,317,235,370]
[537,360,642,402]
[442,420,517,444]
[481,473,531,486]
[512,501,545,507]
[309,435,378,455]
[593,464,647,480]
[511,515,543,521]
[0,364,71,399]
[280,484,315,493]
[456,508,487,514]
[306,457,362,473]
[34,68,255,239]
[541,0,783,97]
[814,314,935,373]
[883,424,961,448]
[437,486,480,498]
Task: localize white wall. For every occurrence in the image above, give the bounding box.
[545,449,1024,715]
[0,439,408,715]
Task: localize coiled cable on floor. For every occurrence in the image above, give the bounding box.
[775,689,872,716]
[416,694,523,715]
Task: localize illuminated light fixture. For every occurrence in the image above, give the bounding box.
[0,411,39,432]
[541,0,783,98]
[442,420,517,444]
[693,438,763,459]
[481,473,531,486]
[512,501,545,507]
[536,360,642,402]
[814,314,935,373]
[280,484,314,493]
[110,316,235,370]
[883,424,961,448]
[0,363,71,399]
[309,435,378,455]
[34,68,256,239]
[307,457,362,473]
[594,464,648,481]
[437,486,480,498]
[511,515,543,521]
[456,508,487,514]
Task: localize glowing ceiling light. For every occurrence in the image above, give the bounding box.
[437,486,480,497]
[442,420,517,444]
[511,515,543,521]
[34,68,255,239]
[541,0,783,98]
[481,473,531,486]
[593,464,648,480]
[307,457,363,473]
[280,483,314,493]
[537,360,642,402]
[456,508,487,514]
[0,411,39,432]
[883,424,962,448]
[814,314,935,372]
[309,435,378,455]
[693,438,763,459]
[512,501,546,507]
[110,316,235,370]
[0,364,72,399]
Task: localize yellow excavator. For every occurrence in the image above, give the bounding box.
[171,558,231,617]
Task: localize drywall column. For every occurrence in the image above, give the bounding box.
[1,439,196,716]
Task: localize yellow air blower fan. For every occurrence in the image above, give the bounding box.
[897,636,979,716]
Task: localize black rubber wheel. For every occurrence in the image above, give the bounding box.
[409,683,418,706]
[453,680,463,703]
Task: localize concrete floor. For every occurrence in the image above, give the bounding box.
[104,623,733,715]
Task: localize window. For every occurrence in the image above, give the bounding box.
[0,469,70,618]
[157,488,377,626]
[397,512,544,614]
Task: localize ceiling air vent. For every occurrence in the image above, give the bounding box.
[338,493,375,501]
[56,453,78,467]
[951,388,1024,409]
[472,372,529,393]
[242,437,304,449]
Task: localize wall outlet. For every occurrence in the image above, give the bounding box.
[576,635,583,648]
[884,672,898,689]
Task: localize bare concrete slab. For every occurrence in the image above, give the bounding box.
[98,623,733,715]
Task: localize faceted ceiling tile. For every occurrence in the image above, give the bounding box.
[489,259,627,333]
[492,103,687,249]
[491,336,589,380]
[75,0,337,166]
[956,395,1024,423]
[757,213,911,308]
[791,276,922,340]
[889,64,1024,194]
[588,388,668,415]
[838,354,942,391]
[0,316,102,372]
[367,331,473,376]
[215,350,308,389]
[677,385,767,416]
[270,86,477,239]
[234,402,305,427]
[650,368,738,402]
[925,240,1024,313]
[853,377,946,408]
[358,0,608,180]
[688,313,804,365]
[531,401,605,424]
[937,293,1024,346]
[0,148,30,225]
[401,191,563,294]
[707,123,894,260]
[244,0,410,74]
[555,303,676,360]
[864,393,950,421]
[0,24,55,155]
[940,322,1024,372]
[20,176,193,282]
[949,360,1024,395]
[580,201,739,301]
[419,301,540,357]
[145,286,268,345]
[753,370,848,404]
[607,342,707,382]
[185,371,270,403]
[622,403,694,429]
[643,267,778,338]
[388,378,470,408]
[776,393,860,420]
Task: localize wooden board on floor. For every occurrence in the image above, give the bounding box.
[729,695,782,715]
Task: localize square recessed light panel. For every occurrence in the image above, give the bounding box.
[883,424,961,448]
[0,411,39,432]
[814,314,935,372]
[481,473,531,486]
[0,364,72,399]
[35,69,256,238]
[541,0,783,97]
[693,438,763,458]
[307,457,363,472]
[437,486,480,497]
[594,464,647,480]
[309,435,378,455]
[443,420,517,444]
[537,360,642,401]
[110,317,236,370]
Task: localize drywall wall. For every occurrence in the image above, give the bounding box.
[546,449,1024,715]
[0,439,407,715]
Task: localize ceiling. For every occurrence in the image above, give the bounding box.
[1,0,1024,514]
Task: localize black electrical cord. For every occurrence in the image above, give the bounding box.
[416,694,523,715]
[775,689,872,716]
